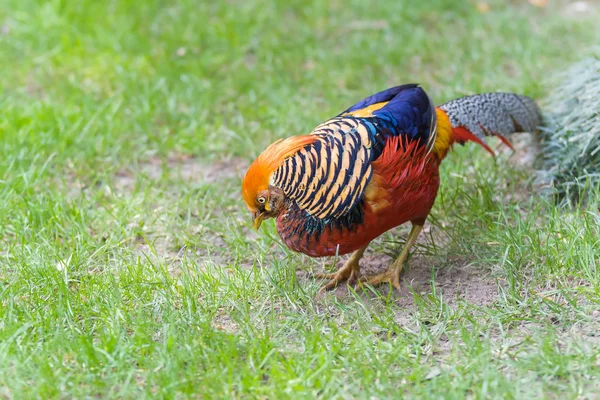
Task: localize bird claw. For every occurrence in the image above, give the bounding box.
[314,270,360,291]
[358,270,401,290]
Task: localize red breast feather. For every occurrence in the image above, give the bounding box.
[276,136,440,257]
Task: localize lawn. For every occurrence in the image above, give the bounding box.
[1,0,600,398]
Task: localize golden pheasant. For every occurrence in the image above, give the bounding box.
[241,84,541,290]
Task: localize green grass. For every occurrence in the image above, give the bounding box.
[1,0,600,398]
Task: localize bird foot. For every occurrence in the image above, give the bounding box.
[312,246,368,291]
[359,269,401,290]
[314,269,360,291]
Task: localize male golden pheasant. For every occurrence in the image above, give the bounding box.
[241,84,541,290]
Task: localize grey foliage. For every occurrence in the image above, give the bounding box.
[539,55,600,203]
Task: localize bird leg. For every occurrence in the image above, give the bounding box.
[314,244,369,290]
[360,222,424,290]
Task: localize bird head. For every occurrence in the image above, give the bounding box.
[242,135,317,229]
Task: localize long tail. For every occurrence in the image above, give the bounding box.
[435,92,542,158]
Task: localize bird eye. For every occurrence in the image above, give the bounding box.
[257,197,266,204]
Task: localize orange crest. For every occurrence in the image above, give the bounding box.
[241,135,317,211]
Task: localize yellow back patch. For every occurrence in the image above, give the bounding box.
[343,101,389,118]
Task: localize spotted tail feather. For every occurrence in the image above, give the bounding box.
[439,92,542,156]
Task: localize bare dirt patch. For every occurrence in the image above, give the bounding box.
[129,219,240,274]
[211,307,240,334]
[563,1,597,18]
[502,132,539,170]
[114,153,249,190]
[306,221,500,311]
[111,154,250,270]
[307,250,499,308]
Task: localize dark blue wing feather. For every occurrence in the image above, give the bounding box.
[371,85,436,144]
[341,84,420,114]
[340,84,436,147]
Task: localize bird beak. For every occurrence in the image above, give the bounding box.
[252,212,264,230]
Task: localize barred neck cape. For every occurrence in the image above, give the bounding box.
[268,84,440,256]
[272,84,436,220]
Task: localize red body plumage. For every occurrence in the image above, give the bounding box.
[276,138,440,256]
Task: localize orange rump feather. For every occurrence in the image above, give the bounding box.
[242,135,318,211]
